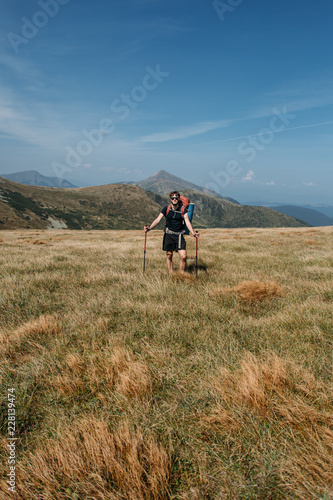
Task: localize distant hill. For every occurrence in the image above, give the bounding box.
[271,206,333,227]
[245,201,333,222]
[153,190,310,229]
[0,177,310,230]
[300,205,333,219]
[0,170,76,188]
[0,178,161,230]
[245,201,333,226]
[133,170,239,204]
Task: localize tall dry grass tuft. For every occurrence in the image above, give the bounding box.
[65,353,85,374]
[110,347,152,398]
[210,352,289,416]
[303,240,322,246]
[210,280,284,303]
[171,271,196,283]
[0,315,62,357]
[203,352,333,498]
[20,238,47,245]
[52,347,152,399]
[17,417,170,500]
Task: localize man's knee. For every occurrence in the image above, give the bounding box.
[167,251,173,260]
[179,251,187,262]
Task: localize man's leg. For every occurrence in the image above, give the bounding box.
[178,250,187,273]
[166,251,173,273]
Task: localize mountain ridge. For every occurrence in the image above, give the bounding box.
[133,170,240,204]
[271,205,333,227]
[0,170,77,188]
[0,177,310,230]
[244,201,333,226]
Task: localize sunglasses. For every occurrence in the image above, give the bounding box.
[171,196,179,200]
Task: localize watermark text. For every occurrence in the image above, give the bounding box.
[52,65,170,178]
[8,0,71,53]
[205,107,296,193]
[7,388,16,493]
[213,0,244,22]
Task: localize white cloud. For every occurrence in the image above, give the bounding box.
[0,52,42,83]
[0,86,65,149]
[242,170,255,182]
[99,166,142,176]
[139,120,230,143]
[256,78,333,117]
[100,166,116,172]
[303,181,315,186]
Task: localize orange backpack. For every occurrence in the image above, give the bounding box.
[165,195,190,218]
[164,196,190,232]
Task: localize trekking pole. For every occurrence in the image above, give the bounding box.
[143,230,147,276]
[195,233,198,277]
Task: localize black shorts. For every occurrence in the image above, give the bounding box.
[163,233,186,252]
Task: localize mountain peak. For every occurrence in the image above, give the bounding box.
[137,170,228,199]
[150,170,175,180]
[0,170,76,188]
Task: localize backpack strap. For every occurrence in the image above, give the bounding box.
[164,204,185,231]
[166,204,185,217]
[164,205,171,231]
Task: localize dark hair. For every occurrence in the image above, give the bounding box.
[169,191,180,198]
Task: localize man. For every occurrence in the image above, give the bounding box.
[144,191,199,273]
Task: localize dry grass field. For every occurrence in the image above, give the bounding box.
[0,227,332,499]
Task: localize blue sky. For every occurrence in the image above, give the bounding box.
[1,0,333,203]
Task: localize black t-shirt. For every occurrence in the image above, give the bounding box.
[161,205,188,232]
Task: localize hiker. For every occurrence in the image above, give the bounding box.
[144,191,199,273]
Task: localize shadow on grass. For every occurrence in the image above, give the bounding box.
[186,259,208,274]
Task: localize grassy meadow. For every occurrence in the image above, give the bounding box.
[0,227,332,499]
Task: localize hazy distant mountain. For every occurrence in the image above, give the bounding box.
[244,201,288,207]
[134,170,239,204]
[271,206,333,227]
[300,205,333,219]
[0,177,309,230]
[245,201,333,226]
[0,170,76,188]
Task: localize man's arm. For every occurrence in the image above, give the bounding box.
[144,212,164,232]
[184,213,199,237]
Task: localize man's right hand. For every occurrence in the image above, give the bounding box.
[144,225,150,233]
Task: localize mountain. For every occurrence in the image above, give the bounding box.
[296,204,333,219]
[0,170,76,188]
[134,170,239,204]
[153,190,310,229]
[245,201,333,226]
[271,206,333,227]
[0,177,310,230]
[0,178,162,230]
